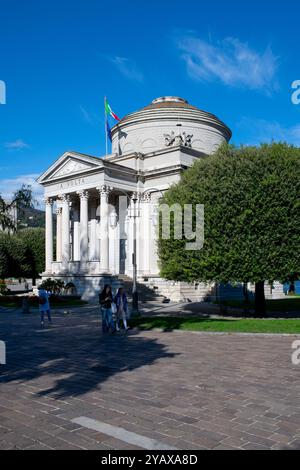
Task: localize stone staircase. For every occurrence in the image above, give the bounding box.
[117,274,167,303]
[114,276,287,304]
[138,277,215,303]
[117,275,215,303]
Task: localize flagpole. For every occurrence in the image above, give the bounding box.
[104,96,108,156]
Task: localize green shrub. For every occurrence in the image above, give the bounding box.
[39,278,65,294]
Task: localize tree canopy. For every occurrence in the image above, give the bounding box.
[0,228,45,282]
[158,143,300,312]
[16,228,45,282]
[0,184,34,231]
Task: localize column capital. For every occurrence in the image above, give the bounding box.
[77,189,89,200]
[142,191,151,203]
[96,185,113,196]
[59,193,71,204]
[44,196,53,206]
[131,192,142,202]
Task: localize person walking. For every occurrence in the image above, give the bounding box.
[38,287,52,328]
[115,288,129,331]
[99,284,116,334]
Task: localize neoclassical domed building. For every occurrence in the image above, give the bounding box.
[111,96,231,155]
[38,96,232,300]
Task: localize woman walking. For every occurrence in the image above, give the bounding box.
[99,284,116,333]
[115,288,129,331]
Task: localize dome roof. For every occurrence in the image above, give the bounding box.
[142,96,205,111]
[113,96,232,140]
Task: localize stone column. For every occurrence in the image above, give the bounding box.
[45,197,53,273]
[135,193,142,276]
[61,194,71,268]
[141,192,151,275]
[78,190,89,267]
[89,199,98,261]
[73,204,80,262]
[109,205,118,274]
[150,196,160,275]
[124,212,131,275]
[89,220,98,260]
[56,207,62,262]
[97,185,112,273]
[118,193,128,275]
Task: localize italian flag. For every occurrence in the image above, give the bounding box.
[105,97,120,121]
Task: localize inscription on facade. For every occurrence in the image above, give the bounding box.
[60,178,85,190]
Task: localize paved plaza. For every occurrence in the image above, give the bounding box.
[0,306,299,450]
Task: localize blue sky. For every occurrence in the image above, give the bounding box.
[0,0,299,202]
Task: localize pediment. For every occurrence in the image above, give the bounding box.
[52,158,95,178]
[38,152,104,183]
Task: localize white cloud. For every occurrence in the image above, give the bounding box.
[109,56,144,83]
[236,118,300,146]
[4,139,30,150]
[178,35,279,93]
[80,105,93,124]
[0,174,44,206]
[79,105,100,126]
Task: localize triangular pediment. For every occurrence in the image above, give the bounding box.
[52,158,95,178]
[37,152,104,183]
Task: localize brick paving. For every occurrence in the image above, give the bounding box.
[0,306,300,450]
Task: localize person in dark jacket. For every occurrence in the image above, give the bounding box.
[99,285,116,333]
[115,288,129,331]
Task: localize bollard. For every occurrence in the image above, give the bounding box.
[22,298,30,314]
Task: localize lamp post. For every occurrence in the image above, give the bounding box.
[130,193,139,317]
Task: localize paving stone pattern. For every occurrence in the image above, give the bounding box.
[0,307,299,450]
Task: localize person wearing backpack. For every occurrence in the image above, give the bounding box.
[38,287,52,328]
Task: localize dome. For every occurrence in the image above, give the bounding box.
[142,96,204,111]
[151,96,189,105]
[111,96,231,156]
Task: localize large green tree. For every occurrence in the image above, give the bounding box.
[0,186,44,285]
[0,233,11,279]
[0,184,34,231]
[16,228,45,284]
[0,233,31,279]
[158,143,300,315]
[0,228,44,284]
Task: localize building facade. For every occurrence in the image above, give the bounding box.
[38,96,232,300]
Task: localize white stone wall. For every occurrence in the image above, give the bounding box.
[112,119,228,157]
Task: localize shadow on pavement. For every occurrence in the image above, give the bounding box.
[0,309,177,399]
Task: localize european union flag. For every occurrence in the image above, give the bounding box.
[106,119,112,142]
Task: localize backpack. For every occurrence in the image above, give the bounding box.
[39,295,47,305]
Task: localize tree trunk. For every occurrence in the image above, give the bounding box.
[255,281,266,316]
[243,282,250,315]
[243,282,249,304]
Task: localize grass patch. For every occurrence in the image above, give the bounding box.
[132,316,300,334]
[0,301,19,308]
[214,297,300,312]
